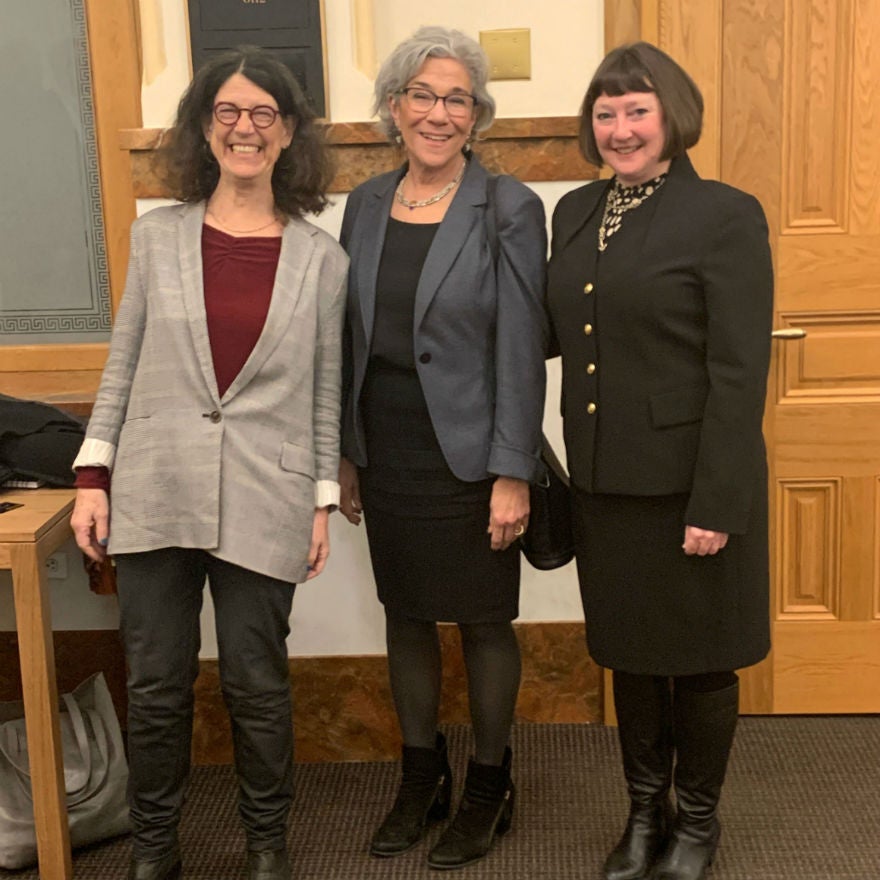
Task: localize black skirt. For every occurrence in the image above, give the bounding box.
[359,362,520,623]
[571,486,770,675]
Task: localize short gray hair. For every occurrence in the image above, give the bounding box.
[372,26,497,140]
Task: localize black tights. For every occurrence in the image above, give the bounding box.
[384,614,521,766]
[614,669,738,697]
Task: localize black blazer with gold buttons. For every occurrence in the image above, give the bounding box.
[547,155,773,534]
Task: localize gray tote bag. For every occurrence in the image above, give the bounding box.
[0,672,130,869]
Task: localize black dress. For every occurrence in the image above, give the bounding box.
[557,187,770,676]
[359,218,520,623]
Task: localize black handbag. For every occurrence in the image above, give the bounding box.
[520,436,574,570]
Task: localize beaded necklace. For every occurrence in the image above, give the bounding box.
[598,174,667,252]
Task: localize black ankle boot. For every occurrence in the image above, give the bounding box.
[370,732,452,857]
[652,681,739,880]
[604,673,674,880]
[427,747,514,870]
[127,848,182,880]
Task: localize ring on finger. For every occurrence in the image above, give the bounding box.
[514,524,525,537]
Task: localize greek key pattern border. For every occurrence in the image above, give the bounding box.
[0,0,111,336]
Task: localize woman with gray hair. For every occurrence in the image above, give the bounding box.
[338,26,547,870]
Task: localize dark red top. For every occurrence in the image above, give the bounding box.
[76,224,281,492]
[202,224,281,397]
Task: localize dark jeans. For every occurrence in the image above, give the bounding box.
[115,548,296,858]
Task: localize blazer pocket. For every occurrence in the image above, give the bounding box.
[279,441,316,480]
[649,386,707,429]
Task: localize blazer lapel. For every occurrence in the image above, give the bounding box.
[178,203,220,404]
[413,157,484,330]
[222,218,316,403]
[353,174,397,348]
[641,154,700,256]
[556,179,610,254]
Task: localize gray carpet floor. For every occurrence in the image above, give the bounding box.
[2,718,878,879]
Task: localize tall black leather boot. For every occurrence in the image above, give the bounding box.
[370,732,452,857]
[652,681,739,880]
[127,847,182,880]
[427,746,514,870]
[604,673,674,880]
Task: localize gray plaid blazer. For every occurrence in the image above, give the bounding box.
[82,202,348,583]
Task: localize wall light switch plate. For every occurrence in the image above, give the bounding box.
[479,29,531,80]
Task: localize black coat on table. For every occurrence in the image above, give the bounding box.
[547,154,774,674]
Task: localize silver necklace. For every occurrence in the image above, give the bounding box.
[395,162,466,210]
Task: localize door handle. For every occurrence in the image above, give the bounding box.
[771,328,807,340]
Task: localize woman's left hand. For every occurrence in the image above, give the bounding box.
[307,507,331,579]
[682,525,729,556]
[488,476,530,551]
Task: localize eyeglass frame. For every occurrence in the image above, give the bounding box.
[396,87,478,117]
[212,102,282,130]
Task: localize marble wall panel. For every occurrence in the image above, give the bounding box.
[191,621,602,765]
[122,117,597,199]
[1,622,600,764]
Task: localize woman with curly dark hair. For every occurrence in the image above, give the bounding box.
[71,46,348,880]
[163,45,333,218]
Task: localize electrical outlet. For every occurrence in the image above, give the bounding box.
[46,552,68,579]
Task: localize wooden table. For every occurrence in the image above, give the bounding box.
[1,488,77,879]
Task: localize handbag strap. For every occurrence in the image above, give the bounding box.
[0,694,92,798]
[485,174,499,265]
[61,691,93,795]
[0,717,30,777]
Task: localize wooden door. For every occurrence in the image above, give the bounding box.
[645,0,880,713]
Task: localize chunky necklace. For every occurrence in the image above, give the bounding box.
[598,174,667,252]
[394,162,466,210]
[206,209,279,235]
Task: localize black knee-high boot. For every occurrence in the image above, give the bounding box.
[370,732,452,857]
[652,681,739,880]
[604,672,674,880]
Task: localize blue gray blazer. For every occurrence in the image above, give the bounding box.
[339,155,548,483]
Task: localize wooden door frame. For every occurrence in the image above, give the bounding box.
[0,0,141,402]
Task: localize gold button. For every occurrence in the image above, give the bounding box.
[583,323,593,336]
[587,402,597,414]
[584,282,594,294]
[586,363,596,374]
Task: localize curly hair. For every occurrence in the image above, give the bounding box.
[578,41,703,168]
[162,46,334,217]
[372,25,496,141]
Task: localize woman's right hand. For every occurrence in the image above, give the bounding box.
[338,456,362,525]
[71,488,110,562]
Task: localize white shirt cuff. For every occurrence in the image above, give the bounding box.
[315,480,340,509]
[72,438,117,471]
